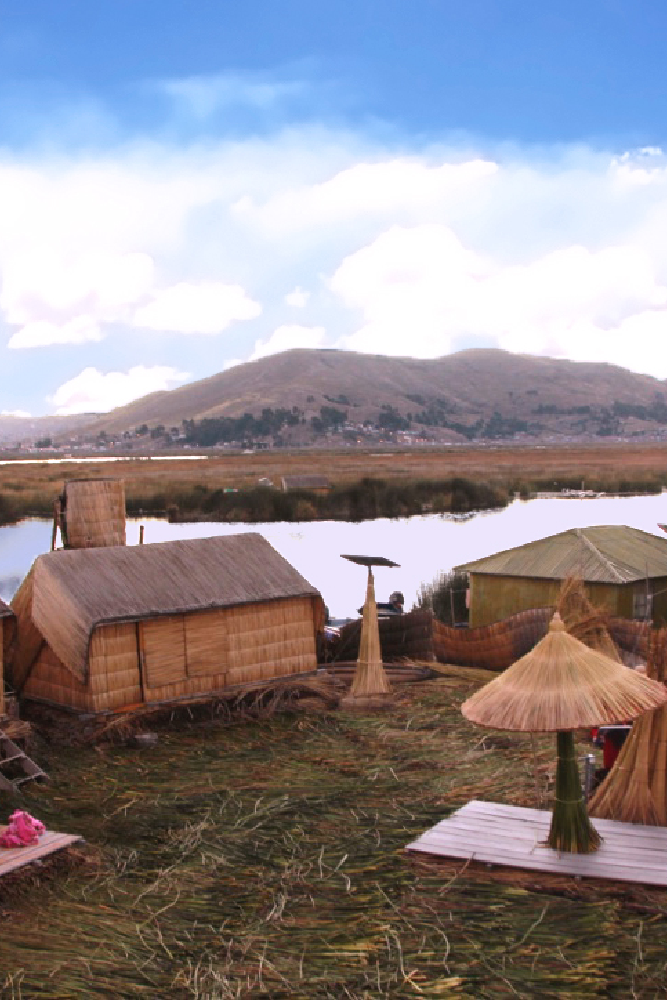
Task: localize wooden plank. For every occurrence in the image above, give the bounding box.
[0,831,82,878]
[415,825,667,873]
[406,800,667,886]
[461,800,667,848]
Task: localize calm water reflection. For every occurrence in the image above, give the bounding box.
[1,494,666,618]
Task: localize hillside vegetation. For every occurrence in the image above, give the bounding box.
[71,348,667,446]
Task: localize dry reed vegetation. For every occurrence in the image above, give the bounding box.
[1,441,667,523]
[2,675,667,997]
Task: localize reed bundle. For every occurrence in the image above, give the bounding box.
[557,576,620,661]
[342,569,393,708]
[62,478,126,549]
[590,628,667,825]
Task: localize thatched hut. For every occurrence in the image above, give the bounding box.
[9,533,324,714]
[280,475,331,494]
[0,599,16,717]
[60,478,126,549]
[457,526,667,627]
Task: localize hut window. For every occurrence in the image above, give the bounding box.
[185,610,228,677]
[633,586,653,620]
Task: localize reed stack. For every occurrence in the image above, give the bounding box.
[60,478,126,549]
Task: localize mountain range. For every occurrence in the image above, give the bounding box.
[5,349,667,447]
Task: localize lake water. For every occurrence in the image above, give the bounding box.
[1,493,666,618]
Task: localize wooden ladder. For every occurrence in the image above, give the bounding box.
[0,732,47,792]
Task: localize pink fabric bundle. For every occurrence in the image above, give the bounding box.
[0,810,46,848]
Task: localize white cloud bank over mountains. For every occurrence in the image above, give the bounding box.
[50,365,190,416]
[2,129,667,414]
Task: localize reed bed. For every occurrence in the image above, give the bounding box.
[1,676,667,997]
[3,441,667,524]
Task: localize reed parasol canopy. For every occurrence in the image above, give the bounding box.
[462,612,667,733]
[462,612,667,853]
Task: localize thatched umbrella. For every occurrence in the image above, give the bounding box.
[340,554,398,709]
[462,612,667,853]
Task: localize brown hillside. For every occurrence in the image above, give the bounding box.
[78,348,667,441]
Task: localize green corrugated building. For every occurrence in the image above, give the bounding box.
[457,525,667,627]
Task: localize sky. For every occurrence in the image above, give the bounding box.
[3,1,667,417]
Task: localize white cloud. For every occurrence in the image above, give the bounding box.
[5,122,667,409]
[250,324,326,361]
[2,249,155,347]
[133,281,261,334]
[330,223,667,375]
[8,317,103,349]
[285,287,310,307]
[1,409,31,418]
[51,365,190,415]
[233,156,498,235]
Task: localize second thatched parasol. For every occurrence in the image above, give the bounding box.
[340,554,398,709]
[462,612,667,853]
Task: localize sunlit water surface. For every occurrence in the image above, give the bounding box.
[1,494,666,618]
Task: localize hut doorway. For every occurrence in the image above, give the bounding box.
[137,611,230,703]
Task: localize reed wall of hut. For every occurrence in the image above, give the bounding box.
[10,533,324,714]
[62,478,126,549]
[466,575,653,627]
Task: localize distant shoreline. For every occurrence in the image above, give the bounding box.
[0,442,666,527]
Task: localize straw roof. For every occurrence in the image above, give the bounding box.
[461,613,667,732]
[28,533,321,682]
[457,525,667,584]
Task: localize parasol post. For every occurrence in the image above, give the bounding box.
[547,730,601,853]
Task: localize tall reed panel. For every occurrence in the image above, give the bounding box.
[62,479,126,549]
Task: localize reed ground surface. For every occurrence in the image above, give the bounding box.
[2,442,667,522]
[1,669,666,998]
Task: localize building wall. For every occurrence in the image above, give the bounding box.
[23,643,93,711]
[649,577,667,626]
[88,623,142,712]
[22,596,320,713]
[468,574,637,627]
[140,595,318,704]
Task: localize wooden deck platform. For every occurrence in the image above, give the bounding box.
[406,800,667,886]
[0,830,82,879]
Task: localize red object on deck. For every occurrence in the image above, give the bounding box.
[603,736,619,770]
[601,726,631,770]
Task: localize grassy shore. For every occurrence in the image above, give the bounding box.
[2,671,666,998]
[1,442,667,525]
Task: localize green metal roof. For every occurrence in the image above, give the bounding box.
[456,525,667,584]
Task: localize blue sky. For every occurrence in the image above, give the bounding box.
[2,1,667,416]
